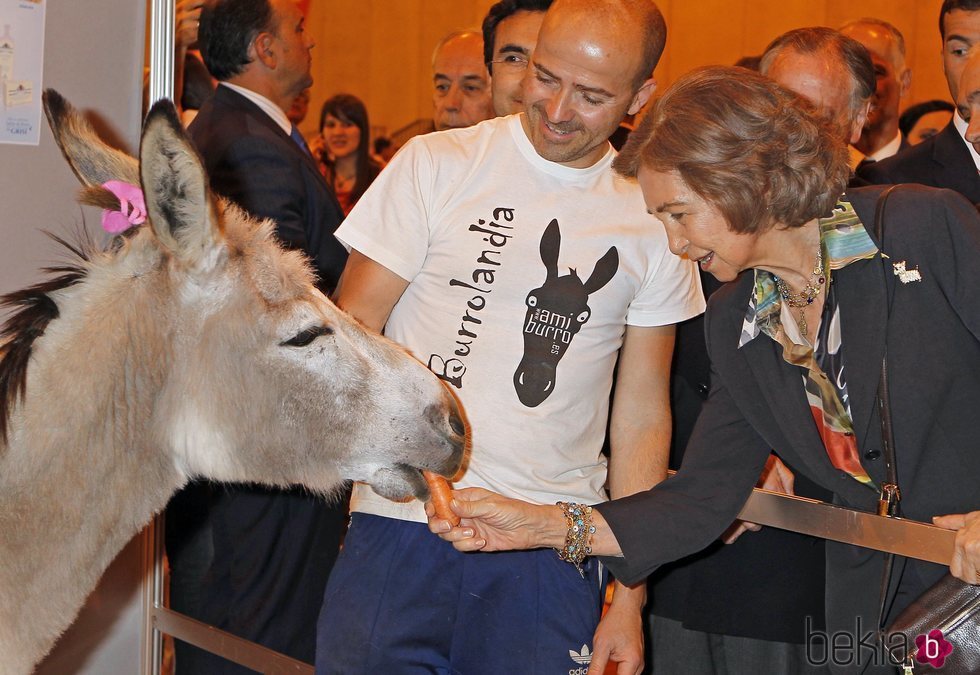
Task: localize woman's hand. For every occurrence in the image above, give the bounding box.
[425,487,562,553]
[722,453,796,544]
[175,0,203,50]
[934,511,980,585]
[307,133,326,160]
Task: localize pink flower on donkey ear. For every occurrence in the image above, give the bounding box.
[100,180,146,234]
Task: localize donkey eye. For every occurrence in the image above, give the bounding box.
[527,294,537,307]
[576,310,590,323]
[281,325,333,347]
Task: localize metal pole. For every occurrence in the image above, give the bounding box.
[141,2,174,673]
[147,0,175,105]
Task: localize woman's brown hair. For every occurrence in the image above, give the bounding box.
[614,66,850,233]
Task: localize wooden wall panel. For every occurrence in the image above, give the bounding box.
[907,0,949,105]
[302,0,952,145]
[828,0,946,105]
[741,1,828,56]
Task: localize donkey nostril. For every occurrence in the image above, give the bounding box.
[448,409,464,437]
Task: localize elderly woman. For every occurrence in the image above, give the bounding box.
[429,67,980,673]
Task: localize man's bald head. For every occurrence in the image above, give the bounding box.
[543,0,666,88]
[520,0,663,168]
[839,19,911,150]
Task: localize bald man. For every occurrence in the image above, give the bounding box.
[431,31,495,131]
[314,1,703,673]
[840,19,912,165]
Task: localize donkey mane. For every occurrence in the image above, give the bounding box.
[0,234,91,444]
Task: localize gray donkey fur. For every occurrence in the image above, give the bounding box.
[0,92,465,674]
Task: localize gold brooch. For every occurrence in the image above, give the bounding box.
[892,261,921,284]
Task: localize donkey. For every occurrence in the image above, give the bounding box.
[0,91,465,674]
[513,219,618,407]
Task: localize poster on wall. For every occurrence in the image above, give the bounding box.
[0,0,44,145]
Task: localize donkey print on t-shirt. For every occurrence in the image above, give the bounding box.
[514,219,618,407]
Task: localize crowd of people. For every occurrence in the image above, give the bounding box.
[160,1,980,674]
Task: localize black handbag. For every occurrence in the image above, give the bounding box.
[887,575,980,674]
[871,186,980,674]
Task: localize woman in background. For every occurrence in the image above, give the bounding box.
[898,99,955,146]
[317,94,383,216]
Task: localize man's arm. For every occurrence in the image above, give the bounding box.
[333,249,410,332]
[589,323,675,675]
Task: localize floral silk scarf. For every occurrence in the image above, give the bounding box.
[739,199,879,488]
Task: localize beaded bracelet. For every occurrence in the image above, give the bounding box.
[555,501,596,577]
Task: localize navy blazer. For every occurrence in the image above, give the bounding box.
[189,85,348,292]
[170,85,349,667]
[598,185,980,672]
[861,120,980,205]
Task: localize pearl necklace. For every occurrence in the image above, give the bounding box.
[774,246,826,338]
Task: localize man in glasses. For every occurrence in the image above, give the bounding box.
[482,0,553,116]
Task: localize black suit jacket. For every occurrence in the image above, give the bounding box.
[188,85,347,291]
[861,120,980,205]
[168,85,348,670]
[648,274,829,644]
[599,186,980,673]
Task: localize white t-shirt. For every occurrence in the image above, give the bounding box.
[336,114,705,522]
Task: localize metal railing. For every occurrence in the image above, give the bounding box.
[142,3,314,672]
[136,477,957,674]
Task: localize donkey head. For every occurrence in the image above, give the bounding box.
[513,219,618,408]
[40,91,465,502]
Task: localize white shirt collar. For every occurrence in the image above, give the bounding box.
[220,82,292,136]
[953,111,980,173]
[849,129,904,168]
[866,129,903,162]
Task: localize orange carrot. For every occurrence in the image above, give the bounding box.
[423,470,460,527]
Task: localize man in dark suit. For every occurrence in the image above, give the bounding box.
[860,0,980,204]
[165,0,348,671]
[840,19,912,167]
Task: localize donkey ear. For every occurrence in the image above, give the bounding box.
[139,98,219,266]
[539,219,561,281]
[582,246,619,295]
[43,89,140,187]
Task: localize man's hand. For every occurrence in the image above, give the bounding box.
[588,587,644,675]
[934,510,980,585]
[721,454,795,544]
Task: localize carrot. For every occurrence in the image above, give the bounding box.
[422,470,460,527]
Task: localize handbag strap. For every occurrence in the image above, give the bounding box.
[875,184,901,499]
[873,184,903,632]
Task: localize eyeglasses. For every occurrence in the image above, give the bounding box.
[488,54,529,72]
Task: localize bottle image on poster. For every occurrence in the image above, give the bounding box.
[0,25,13,82]
[0,1,44,145]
